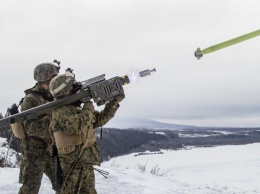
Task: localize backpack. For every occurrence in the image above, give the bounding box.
[7,103,26,139]
[8,89,54,139]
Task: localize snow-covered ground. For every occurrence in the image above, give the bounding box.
[0,140,259,194]
[0,137,19,168]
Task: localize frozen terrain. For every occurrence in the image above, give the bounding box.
[0,137,259,194]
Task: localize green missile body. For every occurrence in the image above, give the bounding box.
[195,29,260,59]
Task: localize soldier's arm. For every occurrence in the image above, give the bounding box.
[21,96,50,136]
[92,99,120,128]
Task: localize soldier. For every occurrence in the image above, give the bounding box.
[18,62,60,194]
[49,70,124,194]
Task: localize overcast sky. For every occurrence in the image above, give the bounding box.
[1,0,260,127]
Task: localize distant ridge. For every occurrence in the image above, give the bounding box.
[105,117,198,130]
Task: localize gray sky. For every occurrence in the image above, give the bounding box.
[1,0,260,127]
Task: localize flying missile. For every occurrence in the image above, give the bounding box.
[195,29,260,59]
[139,68,156,77]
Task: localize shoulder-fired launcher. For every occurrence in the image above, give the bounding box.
[0,68,156,128]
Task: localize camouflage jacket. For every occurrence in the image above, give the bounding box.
[21,83,53,142]
[50,99,120,165]
[51,99,119,134]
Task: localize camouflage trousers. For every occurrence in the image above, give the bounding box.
[59,149,97,194]
[59,162,96,194]
[18,137,56,194]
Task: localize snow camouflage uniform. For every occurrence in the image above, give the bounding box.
[18,62,59,194]
[50,99,121,194]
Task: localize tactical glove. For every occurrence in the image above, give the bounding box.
[106,94,125,109]
[113,94,125,103]
[83,101,95,112]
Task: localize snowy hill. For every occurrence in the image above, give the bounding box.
[0,143,259,194]
[105,118,198,129]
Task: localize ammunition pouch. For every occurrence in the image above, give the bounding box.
[11,123,26,139]
[54,131,82,155]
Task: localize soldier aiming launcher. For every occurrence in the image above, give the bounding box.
[0,68,156,128]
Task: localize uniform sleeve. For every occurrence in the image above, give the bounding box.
[51,106,93,135]
[93,99,120,128]
[21,95,50,136]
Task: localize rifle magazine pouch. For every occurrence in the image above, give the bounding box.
[11,123,26,139]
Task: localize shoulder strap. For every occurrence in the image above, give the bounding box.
[19,89,54,106]
[28,90,54,102]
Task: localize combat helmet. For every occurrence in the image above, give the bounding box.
[34,62,60,82]
[50,71,75,98]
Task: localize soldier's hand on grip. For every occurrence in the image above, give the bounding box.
[83,101,95,112]
[114,94,125,103]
